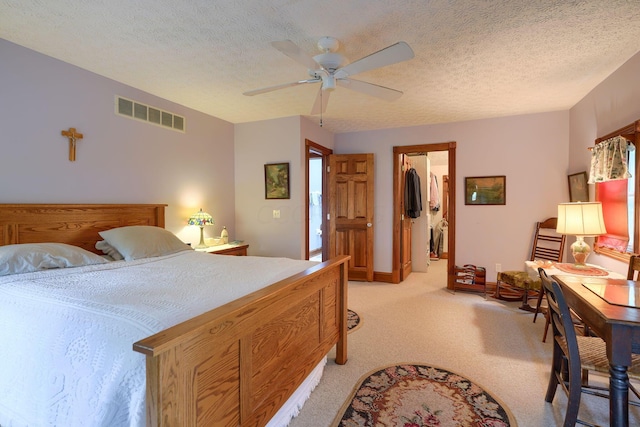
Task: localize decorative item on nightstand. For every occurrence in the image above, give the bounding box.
[221,226,229,244]
[188,208,214,249]
[556,202,606,267]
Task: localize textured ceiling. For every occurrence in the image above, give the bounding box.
[2,0,640,134]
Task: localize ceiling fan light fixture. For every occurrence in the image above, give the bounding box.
[244,37,414,112]
[317,36,340,53]
[313,52,344,71]
[322,75,336,91]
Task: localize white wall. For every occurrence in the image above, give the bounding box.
[6,34,638,275]
[569,50,640,274]
[234,116,334,259]
[234,116,301,258]
[0,39,236,245]
[335,111,569,279]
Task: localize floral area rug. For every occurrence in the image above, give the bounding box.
[348,309,362,333]
[331,364,517,427]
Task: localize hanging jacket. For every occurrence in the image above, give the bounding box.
[404,168,422,218]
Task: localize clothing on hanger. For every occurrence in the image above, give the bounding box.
[404,167,422,218]
[432,218,446,258]
[430,172,440,212]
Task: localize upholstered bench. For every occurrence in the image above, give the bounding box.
[495,270,541,311]
[493,217,565,311]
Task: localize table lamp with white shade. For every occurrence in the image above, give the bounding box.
[556,202,607,267]
[188,208,214,249]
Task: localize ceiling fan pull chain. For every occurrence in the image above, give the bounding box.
[320,90,323,127]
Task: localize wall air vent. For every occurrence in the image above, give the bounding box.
[115,96,185,132]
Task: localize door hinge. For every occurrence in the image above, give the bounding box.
[327,165,330,172]
[401,214,404,220]
[327,213,330,220]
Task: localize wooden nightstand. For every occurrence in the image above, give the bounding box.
[196,243,249,256]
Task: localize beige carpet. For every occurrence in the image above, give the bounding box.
[289,260,640,427]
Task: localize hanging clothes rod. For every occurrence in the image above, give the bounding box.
[590,120,640,149]
[587,139,634,151]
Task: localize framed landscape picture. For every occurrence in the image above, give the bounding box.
[568,171,589,202]
[264,162,290,199]
[464,175,506,205]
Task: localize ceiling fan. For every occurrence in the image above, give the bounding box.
[243,36,415,115]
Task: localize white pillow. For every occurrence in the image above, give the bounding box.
[98,226,192,261]
[95,240,124,261]
[0,243,108,276]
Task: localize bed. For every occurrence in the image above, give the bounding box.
[0,203,349,427]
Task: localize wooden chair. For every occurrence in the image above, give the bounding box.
[535,270,586,343]
[628,254,640,280]
[494,217,566,311]
[533,285,550,341]
[541,269,640,426]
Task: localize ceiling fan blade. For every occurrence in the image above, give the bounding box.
[243,79,320,96]
[271,40,320,70]
[334,41,414,79]
[310,88,331,115]
[337,78,403,101]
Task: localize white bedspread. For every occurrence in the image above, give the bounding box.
[0,251,317,427]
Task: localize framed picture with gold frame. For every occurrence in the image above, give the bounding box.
[264,162,290,199]
[464,175,506,205]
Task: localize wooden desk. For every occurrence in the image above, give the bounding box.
[552,275,640,427]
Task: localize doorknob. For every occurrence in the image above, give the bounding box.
[367,223,372,227]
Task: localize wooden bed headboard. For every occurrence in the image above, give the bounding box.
[0,204,167,254]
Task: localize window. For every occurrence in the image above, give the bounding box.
[593,120,639,262]
[596,175,630,251]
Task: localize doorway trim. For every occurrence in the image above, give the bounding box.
[392,142,456,287]
[305,139,333,260]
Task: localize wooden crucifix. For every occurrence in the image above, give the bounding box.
[61,127,84,161]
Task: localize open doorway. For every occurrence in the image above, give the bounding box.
[305,139,332,261]
[402,152,449,272]
[308,156,323,261]
[392,142,456,287]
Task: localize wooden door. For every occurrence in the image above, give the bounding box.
[329,153,374,281]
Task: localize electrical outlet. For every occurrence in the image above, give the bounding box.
[273,209,280,219]
[495,263,502,272]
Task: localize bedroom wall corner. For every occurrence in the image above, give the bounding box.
[0,38,236,244]
[234,116,303,259]
[300,116,335,259]
[334,111,569,281]
[569,49,640,273]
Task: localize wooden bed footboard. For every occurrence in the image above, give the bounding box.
[133,255,350,427]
